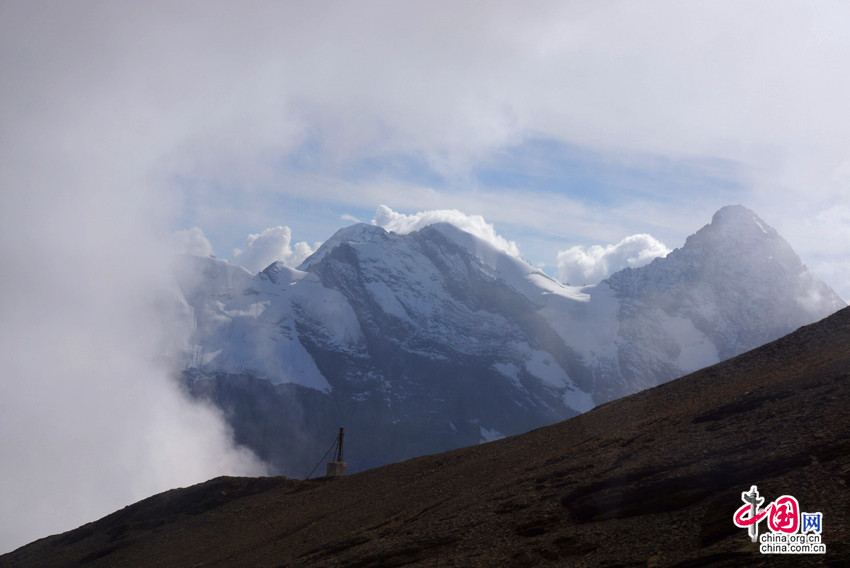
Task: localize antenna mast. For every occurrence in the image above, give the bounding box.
[335,427,344,462]
[306,427,347,479]
[326,427,346,477]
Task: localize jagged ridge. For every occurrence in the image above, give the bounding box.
[172,205,844,476]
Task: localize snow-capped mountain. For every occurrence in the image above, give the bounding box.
[173,205,844,476]
[584,205,845,400]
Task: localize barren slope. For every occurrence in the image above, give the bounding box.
[5,307,850,567]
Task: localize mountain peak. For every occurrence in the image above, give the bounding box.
[706,204,777,239]
[711,203,759,224]
[169,205,845,479]
[678,204,786,259]
[603,206,845,375]
[298,223,388,270]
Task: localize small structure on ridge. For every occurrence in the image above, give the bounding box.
[326,427,346,477]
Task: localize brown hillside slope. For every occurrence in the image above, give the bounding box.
[4,307,850,568]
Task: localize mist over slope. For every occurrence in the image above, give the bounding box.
[173,205,844,476]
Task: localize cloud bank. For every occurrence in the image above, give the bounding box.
[0,4,269,553]
[170,227,215,257]
[373,205,521,258]
[232,226,316,273]
[2,2,844,295]
[557,234,671,285]
[0,201,269,553]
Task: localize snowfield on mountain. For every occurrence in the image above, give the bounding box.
[172,205,844,475]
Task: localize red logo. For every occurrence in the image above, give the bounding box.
[732,485,825,555]
[733,487,805,540]
[766,496,799,534]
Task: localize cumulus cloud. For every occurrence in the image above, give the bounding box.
[1,2,844,296]
[373,204,521,258]
[557,234,671,285]
[233,226,316,273]
[170,227,214,257]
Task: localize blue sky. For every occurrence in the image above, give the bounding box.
[170,131,763,282]
[4,0,848,290]
[102,0,846,297]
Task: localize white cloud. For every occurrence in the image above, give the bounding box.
[0,174,269,554]
[170,227,214,257]
[0,4,269,553]
[2,2,844,294]
[557,234,671,285]
[373,204,521,258]
[233,226,315,273]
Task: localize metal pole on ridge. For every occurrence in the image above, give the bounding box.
[326,426,346,477]
[336,427,344,463]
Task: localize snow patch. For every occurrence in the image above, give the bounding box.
[492,361,523,390]
[365,280,409,320]
[524,349,568,389]
[542,282,620,362]
[528,273,590,301]
[201,348,221,365]
[562,386,595,413]
[658,311,719,373]
[479,426,505,443]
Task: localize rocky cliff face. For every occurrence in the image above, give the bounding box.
[592,204,845,399]
[173,206,844,476]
